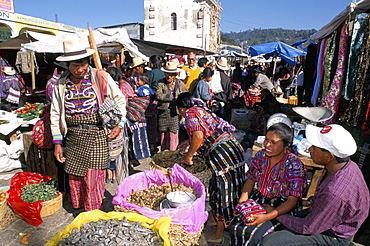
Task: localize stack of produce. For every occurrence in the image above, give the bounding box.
[57,217,163,246]
[151,150,212,189]
[116,183,196,212]
[15,102,44,121]
[21,180,58,203]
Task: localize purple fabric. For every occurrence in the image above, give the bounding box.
[279,160,370,238]
[321,23,350,124]
[112,164,208,232]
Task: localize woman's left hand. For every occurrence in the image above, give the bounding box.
[108,126,122,139]
[245,213,269,226]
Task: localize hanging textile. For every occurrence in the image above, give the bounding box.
[321,23,350,124]
[344,14,368,100]
[321,29,338,100]
[311,39,327,106]
[302,43,318,106]
[362,100,370,137]
[15,51,31,74]
[341,15,370,127]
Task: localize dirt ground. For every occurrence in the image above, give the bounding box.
[0,157,369,246]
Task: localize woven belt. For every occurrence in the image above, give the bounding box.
[69,124,104,130]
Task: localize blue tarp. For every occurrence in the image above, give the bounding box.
[248,41,306,65]
[290,39,317,52]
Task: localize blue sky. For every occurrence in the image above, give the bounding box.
[14,0,353,33]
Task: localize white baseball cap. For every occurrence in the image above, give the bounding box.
[306,124,357,158]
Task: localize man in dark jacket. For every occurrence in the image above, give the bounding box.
[213,57,232,119]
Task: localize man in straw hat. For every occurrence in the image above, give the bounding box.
[211,57,232,118]
[261,124,369,246]
[50,39,127,211]
[156,61,187,152]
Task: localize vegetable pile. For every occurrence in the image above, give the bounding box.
[21,180,58,203]
[15,102,44,121]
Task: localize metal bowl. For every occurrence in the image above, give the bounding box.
[166,191,196,208]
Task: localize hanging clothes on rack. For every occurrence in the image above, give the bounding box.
[321,29,338,101]
[341,15,370,127]
[344,13,368,100]
[15,51,31,74]
[321,22,350,124]
[311,39,327,106]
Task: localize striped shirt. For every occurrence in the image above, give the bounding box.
[184,106,220,144]
[65,77,98,117]
[279,160,370,238]
[247,149,308,199]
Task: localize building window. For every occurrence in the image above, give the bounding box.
[171,13,177,30]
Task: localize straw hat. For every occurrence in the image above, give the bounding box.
[161,61,181,73]
[170,58,184,68]
[130,57,146,68]
[216,57,230,70]
[53,61,68,70]
[2,66,16,75]
[56,39,95,62]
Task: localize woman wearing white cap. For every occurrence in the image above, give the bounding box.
[261,124,370,246]
[50,39,127,211]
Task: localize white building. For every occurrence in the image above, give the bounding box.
[144,0,222,53]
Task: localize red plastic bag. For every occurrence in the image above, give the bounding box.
[7,172,58,227]
[32,116,53,149]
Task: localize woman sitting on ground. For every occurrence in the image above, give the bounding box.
[229,122,308,246]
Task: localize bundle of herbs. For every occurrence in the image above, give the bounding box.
[21,180,58,203]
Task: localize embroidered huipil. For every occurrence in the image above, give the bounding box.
[64,74,98,117]
[246,149,307,199]
[184,106,219,143]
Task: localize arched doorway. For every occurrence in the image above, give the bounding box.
[0,23,12,41]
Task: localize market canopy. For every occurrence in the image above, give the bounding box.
[248,41,306,65]
[215,51,249,58]
[21,27,148,60]
[0,32,54,50]
[303,0,370,47]
[131,38,215,56]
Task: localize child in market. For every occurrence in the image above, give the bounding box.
[126,73,153,167]
[135,73,154,97]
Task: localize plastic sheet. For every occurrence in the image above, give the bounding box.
[112,163,208,232]
[7,172,61,227]
[45,210,171,246]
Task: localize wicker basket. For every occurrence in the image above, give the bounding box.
[40,193,63,218]
[0,189,16,230]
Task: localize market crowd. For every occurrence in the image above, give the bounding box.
[2,38,367,246]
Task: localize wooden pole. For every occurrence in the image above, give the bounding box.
[87,27,102,69]
[30,51,35,90]
[120,48,125,65]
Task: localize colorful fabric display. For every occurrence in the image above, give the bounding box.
[233,199,267,225]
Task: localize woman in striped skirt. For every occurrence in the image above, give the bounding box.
[50,39,127,211]
[176,92,246,244]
